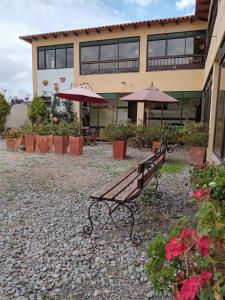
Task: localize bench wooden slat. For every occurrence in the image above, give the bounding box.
[137,153,156,173]
[103,170,140,200]
[91,167,136,199]
[114,180,140,202]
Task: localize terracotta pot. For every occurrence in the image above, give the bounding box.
[47,135,54,152]
[112,140,127,160]
[24,135,35,153]
[54,136,68,154]
[152,140,161,152]
[189,146,206,165]
[37,135,49,153]
[69,136,84,155]
[6,137,21,151]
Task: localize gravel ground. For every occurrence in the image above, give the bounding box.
[0,140,194,300]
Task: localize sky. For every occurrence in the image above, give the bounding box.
[0,0,195,99]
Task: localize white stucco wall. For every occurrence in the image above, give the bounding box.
[5,103,29,129]
[37,68,74,97]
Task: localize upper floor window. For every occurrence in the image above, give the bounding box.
[147,31,206,71]
[38,44,74,70]
[80,37,140,75]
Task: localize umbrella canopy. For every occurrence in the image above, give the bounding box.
[121,83,178,104]
[56,85,110,103]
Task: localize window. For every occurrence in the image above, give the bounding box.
[80,37,140,75]
[147,31,206,71]
[37,44,74,69]
[201,72,212,124]
[214,42,225,160]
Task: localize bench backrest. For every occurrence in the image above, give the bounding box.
[136,134,167,189]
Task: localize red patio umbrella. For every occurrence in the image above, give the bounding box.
[55,85,110,103]
[121,83,179,125]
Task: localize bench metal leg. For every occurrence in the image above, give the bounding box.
[83,199,141,245]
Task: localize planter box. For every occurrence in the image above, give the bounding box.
[189,146,206,165]
[152,140,161,152]
[6,137,21,151]
[112,140,127,160]
[69,136,84,155]
[47,135,54,152]
[25,135,35,153]
[54,136,68,154]
[36,135,49,153]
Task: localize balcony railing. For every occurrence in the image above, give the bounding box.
[147,55,205,71]
[80,58,139,75]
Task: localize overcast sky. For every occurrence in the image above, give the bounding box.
[0,0,195,99]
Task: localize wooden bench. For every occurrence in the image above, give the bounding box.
[83,136,169,245]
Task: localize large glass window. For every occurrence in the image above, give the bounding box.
[214,53,225,159]
[37,44,74,69]
[147,31,206,71]
[80,37,140,75]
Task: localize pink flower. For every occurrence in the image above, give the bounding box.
[196,236,210,257]
[176,276,200,300]
[199,271,212,287]
[165,237,186,260]
[192,188,211,201]
[180,228,197,240]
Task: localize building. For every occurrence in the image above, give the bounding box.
[20,0,225,163]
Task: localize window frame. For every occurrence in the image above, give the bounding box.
[146,30,206,72]
[79,37,140,75]
[37,44,74,70]
[213,39,225,161]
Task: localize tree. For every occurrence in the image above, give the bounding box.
[28,96,49,124]
[0,93,10,133]
[51,96,75,123]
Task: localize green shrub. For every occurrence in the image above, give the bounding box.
[67,116,81,137]
[0,93,10,133]
[21,121,36,135]
[3,129,22,138]
[35,121,51,136]
[103,120,135,141]
[186,132,209,147]
[28,96,49,124]
[52,121,70,136]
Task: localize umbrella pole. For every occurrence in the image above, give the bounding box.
[161,103,163,127]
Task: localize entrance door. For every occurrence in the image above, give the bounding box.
[128,102,137,123]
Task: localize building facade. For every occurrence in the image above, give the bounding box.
[20,0,225,163]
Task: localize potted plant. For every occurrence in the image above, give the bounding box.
[52,121,69,154]
[21,121,36,153]
[151,126,163,152]
[35,122,51,153]
[103,120,135,160]
[4,129,23,151]
[187,132,208,165]
[68,119,83,156]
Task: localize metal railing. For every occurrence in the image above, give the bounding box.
[147,54,205,71]
[80,58,139,75]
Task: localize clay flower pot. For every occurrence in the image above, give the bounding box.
[54,136,68,154]
[24,135,35,153]
[69,136,84,156]
[189,146,206,165]
[47,135,54,152]
[152,140,161,152]
[112,140,127,160]
[6,137,21,151]
[36,135,49,153]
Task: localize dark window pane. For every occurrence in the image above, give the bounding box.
[38,50,45,69]
[56,48,66,68]
[100,44,118,61]
[67,47,74,67]
[148,40,166,57]
[119,42,139,59]
[214,60,225,157]
[194,36,205,55]
[186,37,194,55]
[167,38,185,56]
[46,49,55,69]
[81,46,98,62]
